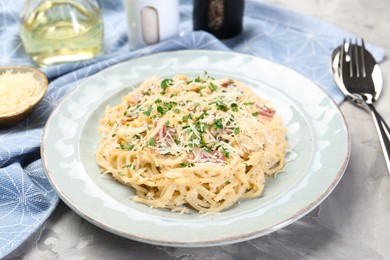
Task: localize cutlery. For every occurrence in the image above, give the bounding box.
[331,39,390,174]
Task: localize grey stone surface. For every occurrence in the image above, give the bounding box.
[6,0,390,259]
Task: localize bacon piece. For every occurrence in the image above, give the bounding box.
[210,150,226,161]
[221,80,235,88]
[256,104,275,119]
[155,125,168,140]
[121,117,135,125]
[155,125,176,145]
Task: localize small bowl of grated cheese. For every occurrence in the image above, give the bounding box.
[0,66,48,128]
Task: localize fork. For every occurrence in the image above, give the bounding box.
[339,38,390,174]
[339,39,377,106]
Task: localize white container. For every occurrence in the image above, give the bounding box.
[123,0,180,50]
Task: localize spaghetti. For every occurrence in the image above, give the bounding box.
[96,74,289,213]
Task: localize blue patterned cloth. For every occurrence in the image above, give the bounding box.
[0,0,386,258]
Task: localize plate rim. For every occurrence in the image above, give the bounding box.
[41,49,351,247]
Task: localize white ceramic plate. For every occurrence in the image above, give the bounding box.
[42,50,350,247]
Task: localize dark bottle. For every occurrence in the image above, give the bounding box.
[193,0,244,39]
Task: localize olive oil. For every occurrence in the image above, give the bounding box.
[20,0,104,67]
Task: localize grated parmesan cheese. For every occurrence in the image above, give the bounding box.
[96,73,289,213]
[0,70,41,115]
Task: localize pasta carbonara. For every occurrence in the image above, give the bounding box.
[96,74,289,213]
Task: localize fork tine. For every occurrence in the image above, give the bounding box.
[348,38,354,77]
[340,39,346,77]
[360,38,367,77]
[354,38,360,77]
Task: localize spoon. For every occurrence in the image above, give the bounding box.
[331,42,390,175]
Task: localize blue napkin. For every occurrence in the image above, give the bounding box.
[0,0,386,258]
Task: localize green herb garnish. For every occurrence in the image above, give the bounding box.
[120,144,135,150]
[157,106,165,115]
[210,101,228,111]
[179,163,195,168]
[143,105,153,116]
[213,119,223,129]
[161,79,173,91]
[231,103,239,112]
[209,82,217,92]
[163,101,176,110]
[148,137,156,146]
[182,114,192,121]
[221,147,230,158]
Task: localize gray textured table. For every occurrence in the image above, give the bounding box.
[7,0,390,259]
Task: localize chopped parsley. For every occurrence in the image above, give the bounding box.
[210,101,228,111]
[163,101,176,110]
[202,145,212,152]
[157,106,165,115]
[142,105,153,116]
[161,79,173,91]
[195,122,208,133]
[221,147,230,158]
[182,114,192,121]
[198,112,208,120]
[213,119,223,129]
[148,137,156,146]
[179,162,195,168]
[231,103,239,112]
[120,144,135,150]
[209,82,217,92]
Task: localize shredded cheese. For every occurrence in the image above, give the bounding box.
[0,70,41,115]
[96,73,289,213]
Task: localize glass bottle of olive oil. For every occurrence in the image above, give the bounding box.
[20,0,104,67]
